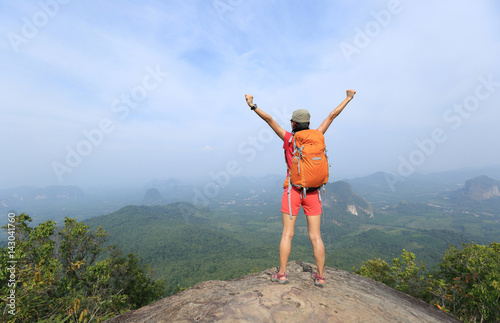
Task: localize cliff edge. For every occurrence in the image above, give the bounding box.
[106,261,459,323]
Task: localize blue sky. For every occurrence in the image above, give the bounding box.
[1,0,500,188]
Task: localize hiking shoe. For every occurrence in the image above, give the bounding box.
[271,271,289,284]
[311,272,325,288]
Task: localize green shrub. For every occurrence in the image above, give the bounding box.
[430,242,500,323]
[356,243,500,323]
[1,214,164,322]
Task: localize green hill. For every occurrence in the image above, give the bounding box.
[85,203,285,295]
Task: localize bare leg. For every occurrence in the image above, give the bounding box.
[306,214,325,283]
[278,212,297,280]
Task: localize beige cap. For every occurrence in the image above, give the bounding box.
[291,109,310,123]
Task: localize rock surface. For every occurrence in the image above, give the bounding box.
[106,261,460,323]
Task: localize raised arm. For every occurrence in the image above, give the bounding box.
[245,94,286,141]
[317,89,356,134]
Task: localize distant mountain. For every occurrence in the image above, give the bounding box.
[343,171,395,194]
[343,165,500,203]
[143,188,165,205]
[323,181,374,218]
[450,175,500,202]
[341,171,432,203]
[414,165,500,186]
[143,178,192,202]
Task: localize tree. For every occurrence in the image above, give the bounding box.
[390,249,431,301]
[1,214,164,322]
[354,258,395,286]
[431,242,500,323]
[356,243,500,323]
[355,249,431,300]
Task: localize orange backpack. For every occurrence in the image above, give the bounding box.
[284,129,330,218]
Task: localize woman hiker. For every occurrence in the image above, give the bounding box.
[244,89,356,287]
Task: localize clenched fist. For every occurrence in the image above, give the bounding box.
[245,94,254,107]
[346,89,356,99]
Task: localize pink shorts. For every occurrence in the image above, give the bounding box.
[281,187,322,216]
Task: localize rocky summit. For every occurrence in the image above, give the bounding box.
[106,261,460,323]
